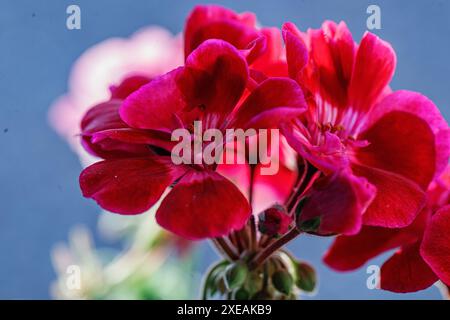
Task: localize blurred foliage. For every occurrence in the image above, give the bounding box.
[51,208,196,300]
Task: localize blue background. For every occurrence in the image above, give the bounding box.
[0,0,448,299]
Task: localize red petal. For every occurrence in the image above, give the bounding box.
[91,128,175,152]
[420,205,450,285]
[184,5,257,57]
[282,22,308,82]
[348,32,396,112]
[306,21,355,109]
[81,100,127,133]
[119,68,187,132]
[81,100,151,158]
[253,163,297,211]
[232,77,306,129]
[79,157,184,215]
[110,75,151,100]
[180,40,248,127]
[252,27,288,77]
[381,242,438,293]
[324,208,428,271]
[156,170,251,239]
[241,36,267,65]
[353,164,426,228]
[358,91,450,189]
[299,170,375,235]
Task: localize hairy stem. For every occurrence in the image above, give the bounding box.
[249,228,301,270]
[212,237,239,261]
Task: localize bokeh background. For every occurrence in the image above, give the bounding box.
[0,0,449,299]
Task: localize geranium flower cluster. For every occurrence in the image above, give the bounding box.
[76,5,450,299]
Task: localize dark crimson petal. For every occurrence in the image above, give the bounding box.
[120,68,187,132]
[79,157,185,215]
[358,91,450,189]
[282,22,308,82]
[180,40,248,128]
[81,100,151,158]
[91,128,175,152]
[231,77,306,129]
[81,100,127,133]
[258,205,293,237]
[81,135,152,160]
[184,5,256,57]
[348,32,396,112]
[353,164,426,228]
[322,21,354,89]
[110,75,151,100]
[299,170,375,236]
[324,208,429,271]
[420,205,450,285]
[156,170,251,240]
[381,242,438,293]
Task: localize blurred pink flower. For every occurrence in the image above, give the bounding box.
[49,27,183,165]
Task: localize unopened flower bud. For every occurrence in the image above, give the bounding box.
[225,262,248,290]
[295,261,317,292]
[233,287,250,300]
[258,205,293,237]
[252,290,272,300]
[272,270,294,295]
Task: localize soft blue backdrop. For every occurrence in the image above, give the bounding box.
[0,0,448,299]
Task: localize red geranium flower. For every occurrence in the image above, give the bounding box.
[280,21,450,235]
[324,167,450,293]
[79,39,306,240]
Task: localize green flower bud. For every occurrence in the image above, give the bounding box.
[225,262,248,291]
[233,287,250,300]
[295,261,317,292]
[272,270,294,295]
[252,290,272,300]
